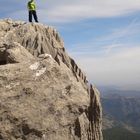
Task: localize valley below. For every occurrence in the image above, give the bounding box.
[100,87,140,140]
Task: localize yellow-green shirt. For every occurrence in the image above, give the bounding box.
[28,1,36,11]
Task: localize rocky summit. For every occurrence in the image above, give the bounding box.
[0,19,102,140]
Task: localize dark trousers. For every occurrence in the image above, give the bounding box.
[29,10,38,22]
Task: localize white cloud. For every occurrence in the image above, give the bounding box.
[70,46,140,90]
[40,0,140,23]
[103,44,124,54]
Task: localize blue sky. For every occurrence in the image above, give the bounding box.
[1,0,140,90]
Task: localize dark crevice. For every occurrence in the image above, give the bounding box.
[70,58,75,66]
[0,60,7,65]
[31,35,38,50]
[26,40,29,47]
[0,134,3,139]
[88,85,95,125]
[72,69,79,82]
[0,49,18,65]
[74,118,81,138]
[85,85,97,140]
[86,84,101,140]
[54,54,60,65]
[40,45,44,54]
[34,40,38,50]
[21,123,43,138]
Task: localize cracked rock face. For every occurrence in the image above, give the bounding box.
[0,19,102,140]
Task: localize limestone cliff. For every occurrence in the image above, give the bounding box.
[0,19,102,140]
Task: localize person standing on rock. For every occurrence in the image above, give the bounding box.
[27,0,38,22]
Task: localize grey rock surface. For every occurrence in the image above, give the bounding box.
[0,19,102,140]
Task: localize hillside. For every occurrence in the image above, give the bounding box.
[102,94,140,132]
[103,127,140,140]
[101,89,140,140]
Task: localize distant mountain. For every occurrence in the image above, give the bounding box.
[101,88,140,140]
[102,95,140,132]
